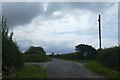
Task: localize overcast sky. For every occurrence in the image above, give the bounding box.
[2,2,118,54]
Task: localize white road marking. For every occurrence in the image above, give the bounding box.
[75,63,84,67]
[44,62,50,68]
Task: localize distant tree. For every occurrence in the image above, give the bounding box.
[24,46,48,62]
[25,46,46,55]
[52,52,54,56]
[56,53,60,57]
[75,44,97,59]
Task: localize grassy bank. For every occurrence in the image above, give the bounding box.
[15,65,47,78]
[84,61,120,78]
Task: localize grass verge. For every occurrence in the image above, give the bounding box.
[15,65,47,78]
[84,61,120,78]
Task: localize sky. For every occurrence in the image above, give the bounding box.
[2,2,118,54]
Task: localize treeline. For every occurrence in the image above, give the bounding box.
[2,16,24,77]
[97,46,120,70]
[23,46,50,62]
[51,44,97,60]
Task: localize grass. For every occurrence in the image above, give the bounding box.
[15,65,47,78]
[84,61,120,78]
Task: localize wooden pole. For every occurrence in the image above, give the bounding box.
[98,15,101,50]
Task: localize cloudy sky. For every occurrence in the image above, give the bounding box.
[2,2,118,54]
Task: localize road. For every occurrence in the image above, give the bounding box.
[26,59,106,78]
[46,59,105,78]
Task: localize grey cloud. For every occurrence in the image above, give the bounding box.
[45,2,66,16]
[2,2,43,28]
[66,2,111,13]
[40,2,111,21]
[45,2,111,16]
[2,2,111,28]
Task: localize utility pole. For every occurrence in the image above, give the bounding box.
[98,15,101,50]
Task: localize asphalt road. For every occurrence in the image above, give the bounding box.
[46,59,106,78]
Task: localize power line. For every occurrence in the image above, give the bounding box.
[97,0,119,49]
[100,0,118,15]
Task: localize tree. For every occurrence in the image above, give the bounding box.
[25,46,46,55]
[75,44,97,59]
[52,52,54,56]
[56,53,60,57]
[24,46,48,62]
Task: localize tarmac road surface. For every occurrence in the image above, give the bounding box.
[46,58,106,78]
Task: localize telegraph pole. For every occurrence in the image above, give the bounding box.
[98,15,101,50]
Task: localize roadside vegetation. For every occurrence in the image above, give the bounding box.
[2,16,24,78]
[15,65,47,78]
[2,16,49,78]
[66,59,120,78]
[23,46,51,62]
[97,46,119,70]
[85,61,119,78]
